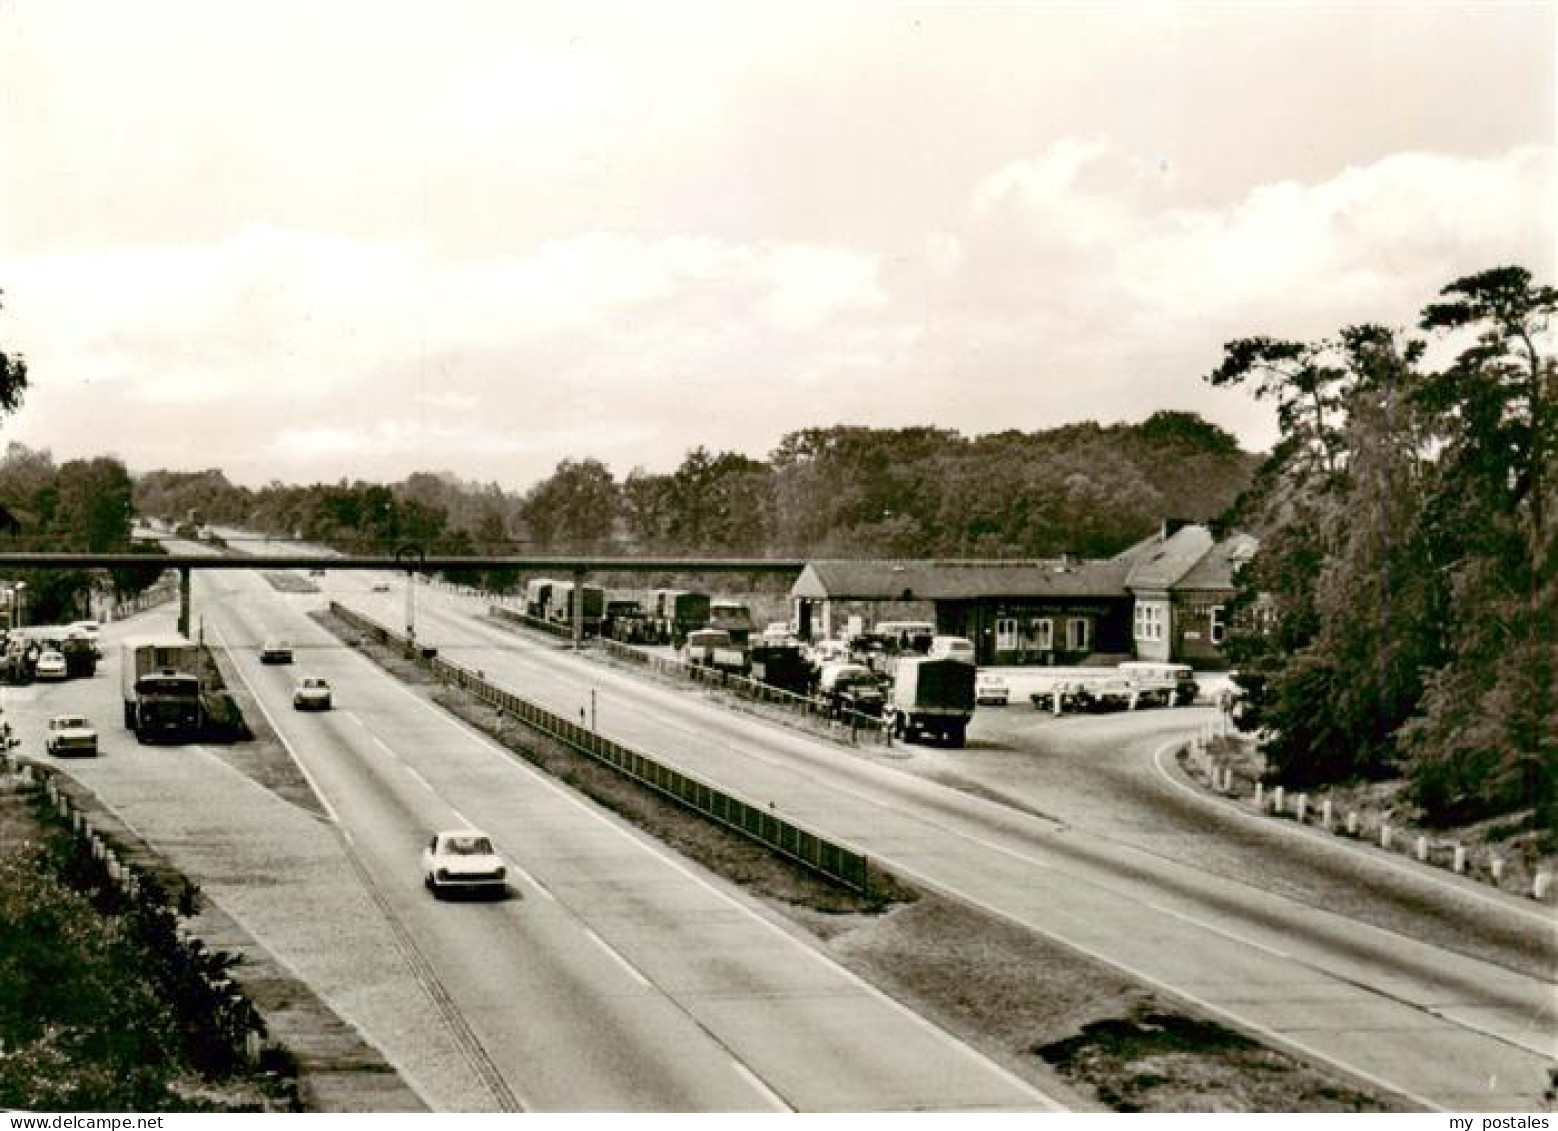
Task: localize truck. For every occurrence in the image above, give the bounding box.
[121,634,202,742]
[707,600,754,645]
[524,578,557,620]
[652,589,710,646]
[683,628,749,675]
[885,656,977,747]
[547,581,605,635]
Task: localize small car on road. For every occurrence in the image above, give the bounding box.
[46,713,98,757]
[259,639,293,664]
[292,676,333,711]
[422,830,507,899]
[370,580,391,593]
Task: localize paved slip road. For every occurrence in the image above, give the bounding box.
[8,569,1058,1112]
[332,576,1555,1111]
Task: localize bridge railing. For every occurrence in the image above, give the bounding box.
[329,601,876,895]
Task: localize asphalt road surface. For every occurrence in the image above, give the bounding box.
[10,569,1058,1112]
[329,574,1555,1111]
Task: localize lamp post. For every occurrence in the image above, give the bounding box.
[13,582,25,630]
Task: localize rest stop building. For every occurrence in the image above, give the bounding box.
[788,521,1256,669]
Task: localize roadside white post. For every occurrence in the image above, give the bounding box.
[1452,844,1466,874]
[1379,822,1392,850]
[1272,785,1285,815]
[1346,810,1359,836]
[1254,781,1264,810]
[1490,856,1504,884]
[1415,835,1429,862]
[1295,793,1308,823]
[1534,872,1551,901]
[1320,797,1333,830]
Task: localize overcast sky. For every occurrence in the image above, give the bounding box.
[1,1,1552,490]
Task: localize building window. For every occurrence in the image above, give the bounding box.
[995,617,1019,651]
[1134,601,1167,642]
[1032,617,1053,650]
[1067,617,1091,652]
[1209,605,1226,645]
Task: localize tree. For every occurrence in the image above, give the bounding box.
[522,459,619,551]
[0,289,29,420]
[1400,266,1557,832]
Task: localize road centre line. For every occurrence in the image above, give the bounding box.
[582,926,651,988]
[730,1059,793,1113]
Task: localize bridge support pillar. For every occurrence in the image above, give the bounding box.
[572,567,585,650]
[178,567,191,637]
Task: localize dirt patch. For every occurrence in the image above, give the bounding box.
[1036,1007,1397,1113]
[314,607,1416,1112]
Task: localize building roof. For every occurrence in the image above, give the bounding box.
[1117,523,1215,591]
[791,525,1257,604]
[791,558,1132,601]
[1176,531,1258,591]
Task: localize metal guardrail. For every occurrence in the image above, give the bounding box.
[330,601,875,894]
[486,604,889,746]
[488,602,573,640]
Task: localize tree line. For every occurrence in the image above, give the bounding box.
[135,412,1257,568]
[1211,265,1554,840]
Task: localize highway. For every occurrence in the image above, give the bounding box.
[329,573,1556,1111]
[11,566,1059,1112]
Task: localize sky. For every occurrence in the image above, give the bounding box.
[1,1,1553,491]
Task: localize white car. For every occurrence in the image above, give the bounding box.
[292,676,333,711]
[422,830,507,899]
[46,713,98,757]
[34,650,68,680]
[259,639,293,664]
[975,671,1010,706]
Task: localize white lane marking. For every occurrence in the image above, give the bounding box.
[1151,741,1558,928]
[1141,900,1291,960]
[208,621,339,824]
[504,861,556,902]
[730,1059,792,1112]
[582,926,651,988]
[346,602,1065,1111]
[372,734,396,757]
[404,765,435,793]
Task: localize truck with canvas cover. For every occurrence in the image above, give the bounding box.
[653,589,710,646]
[121,634,201,742]
[886,656,976,747]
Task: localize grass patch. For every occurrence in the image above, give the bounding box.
[0,778,299,1111]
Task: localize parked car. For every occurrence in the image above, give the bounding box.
[292,676,333,711]
[1117,661,1200,707]
[45,713,98,757]
[259,639,293,664]
[34,650,68,680]
[927,635,976,664]
[974,671,1010,706]
[421,830,507,899]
